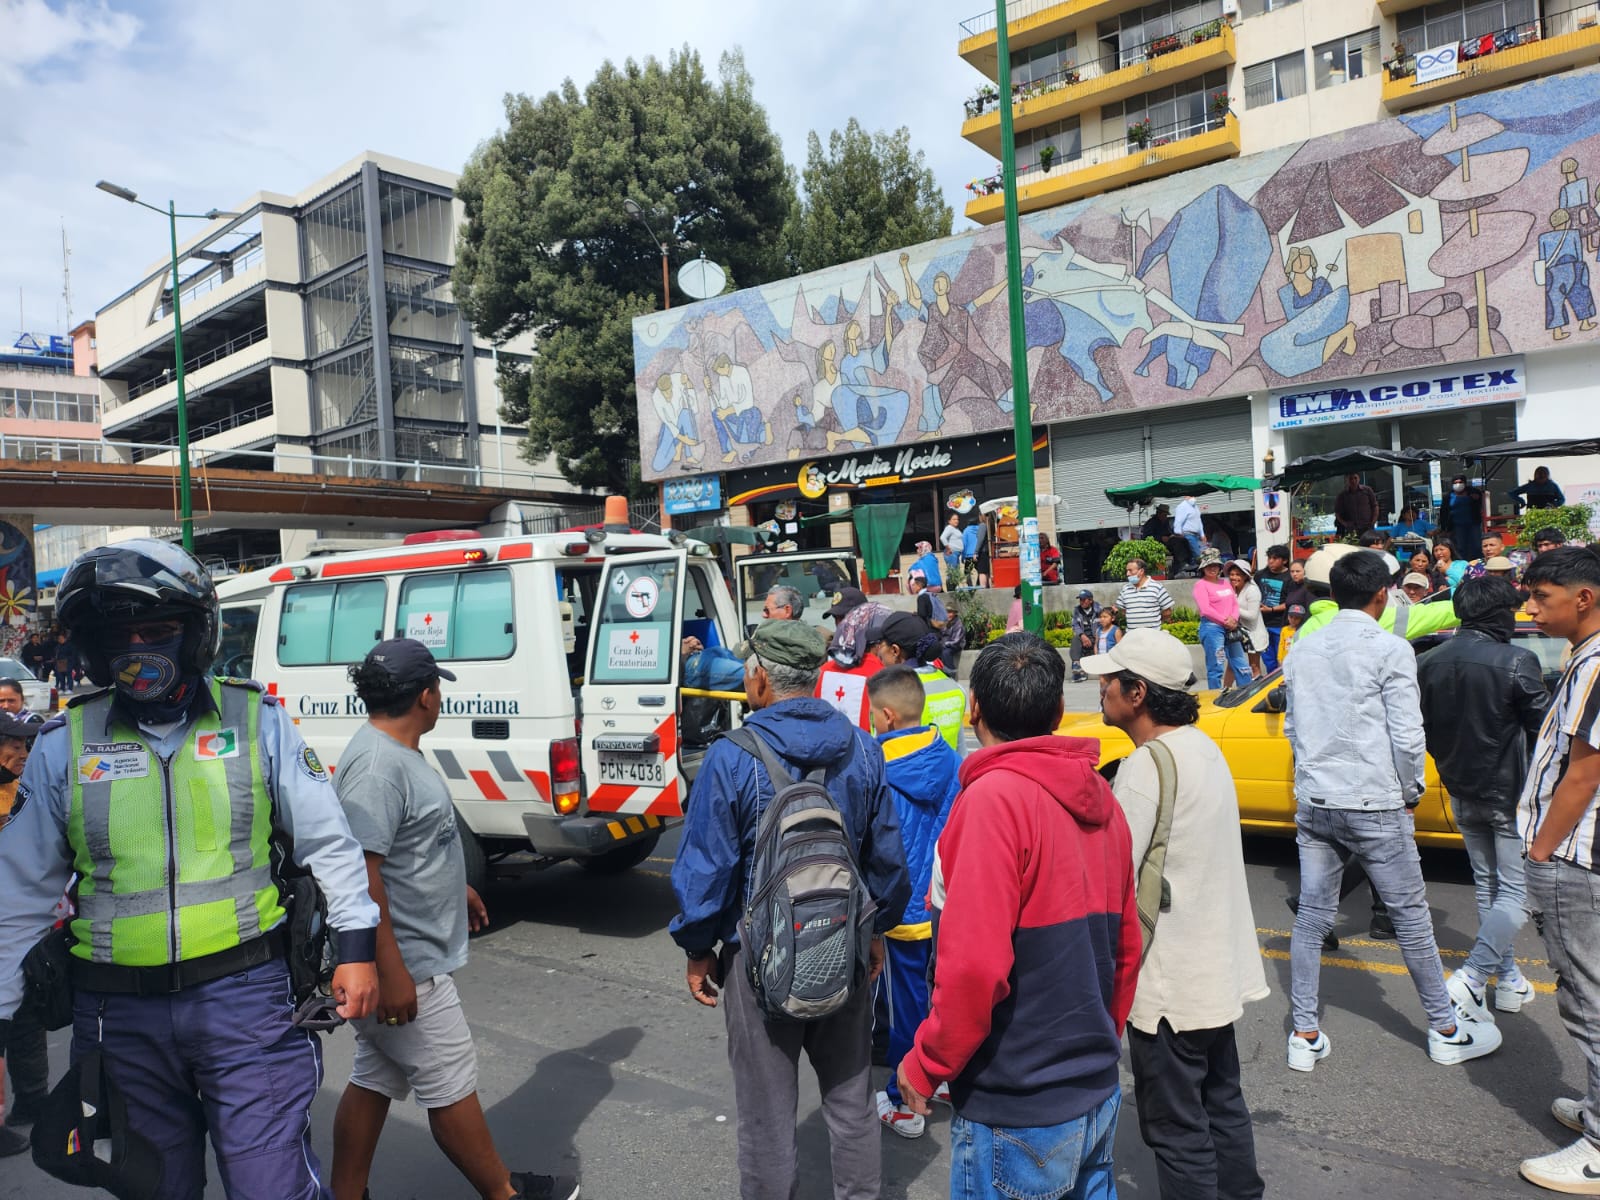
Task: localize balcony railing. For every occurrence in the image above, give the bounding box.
[1383,3,1599,83]
[964,17,1228,118]
[966,109,1232,196]
[123,323,270,403]
[156,243,266,319]
[959,0,1068,39]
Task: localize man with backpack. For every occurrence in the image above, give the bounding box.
[896,632,1139,1199]
[1081,629,1268,1199]
[670,619,910,1199]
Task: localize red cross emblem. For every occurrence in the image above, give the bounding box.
[629,630,640,643]
[423,613,433,626]
[834,686,846,701]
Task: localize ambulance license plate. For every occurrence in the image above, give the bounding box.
[599,752,665,786]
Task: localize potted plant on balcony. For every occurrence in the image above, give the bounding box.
[1148,33,1182,57]
[1191,19,1222,45]
[1038,144,1057,173]
[1209,90,1231,120]
[1128,118,1153,149]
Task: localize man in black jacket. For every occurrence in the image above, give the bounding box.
[1070,589,1100,682]
[1418,576,1549,1025]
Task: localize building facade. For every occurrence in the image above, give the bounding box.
[93,152,576,563]
[957,0,1600,224]
[633,63,1600,584]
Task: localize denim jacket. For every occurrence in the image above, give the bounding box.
[1283,610,1427,809]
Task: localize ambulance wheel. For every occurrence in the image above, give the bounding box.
[459,823,488,893]
[579,832,661,875]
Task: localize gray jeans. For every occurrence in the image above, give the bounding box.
[1454,801,1527,982]
[720,944,880,1200]
[1526,857,1600,1146]
[1291,803,1453,1033]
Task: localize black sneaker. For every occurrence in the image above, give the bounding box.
[0,1126,29,1158]
[511,1173,580,1200]
[7,1095,45,1128]
[1369,913,1396,940]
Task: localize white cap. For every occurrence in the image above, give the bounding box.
[1304,541,1361,586]
[1079,628,1197,691]
[1402,572,1432,589]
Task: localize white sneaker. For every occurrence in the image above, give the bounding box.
[1428,1020,1503,1065]
[1286,1031,1331,1073]
[932,1082,951,1105]
[1447,971,1494,1025]
[1497,974,1536,1013]
[1520,1137,1600,1194]
[875,1089,925,1139]
[1555,1097,1587,1134]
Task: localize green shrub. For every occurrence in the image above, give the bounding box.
[948,588,1002,648]
[1044,628,1074,648]
[986,627,1006,642]
[1508,503,1596,547]
[1102,537,1171,579]
[1043,609,1071,631]
[1168,621,1200,645]
[1171,605,1199,623]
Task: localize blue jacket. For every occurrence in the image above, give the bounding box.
[684,645,745,692]
[910,551,944,588]
[878,725,961,936]
[669,697,911,954]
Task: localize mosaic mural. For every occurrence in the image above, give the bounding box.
[633,67,1600,483]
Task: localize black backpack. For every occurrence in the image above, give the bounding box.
[728,727,877,1022]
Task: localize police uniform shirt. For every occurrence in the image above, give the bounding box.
[0,687,380,1019]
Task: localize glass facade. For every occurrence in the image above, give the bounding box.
[390,345,465,423]
[1398,0,1538,47]
[301,184,366,281]
[1102,69,1230,140]
[1018,117,1083,169]
[385,264,459,342]
[1010,33,1077,84]
[304,268,371,357]
[0,387,100,423]
[379,182,454,263]
[1314,27,1381,89]
[1099,0,1224,65]
[311,349,376,432]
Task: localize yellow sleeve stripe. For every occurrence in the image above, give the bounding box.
[881,727,939,764]
[886,921,933,940]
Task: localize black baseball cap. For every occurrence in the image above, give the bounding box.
[0,712,41,742]
[825,587,868,621]
[1077,589,1094,599]
[361,638,457,687]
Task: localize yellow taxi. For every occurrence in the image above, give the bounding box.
[1057,619,1566,849]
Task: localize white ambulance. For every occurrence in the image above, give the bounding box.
[213,522,763,887]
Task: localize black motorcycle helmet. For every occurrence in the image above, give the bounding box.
[54,540,221,687]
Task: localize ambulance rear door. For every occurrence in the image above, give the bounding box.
[581,549,689,821]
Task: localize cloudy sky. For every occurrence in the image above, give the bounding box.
[0,0,998,341]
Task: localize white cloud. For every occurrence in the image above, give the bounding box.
[0,0,996,336]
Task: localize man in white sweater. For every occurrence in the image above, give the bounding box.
[1081,629,1269,1200]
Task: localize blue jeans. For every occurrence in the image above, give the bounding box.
[950,1091,1119,1200]
[1199,620,1250,690]
[1260,628,1282,674]
[1291,803,1453,1034]
[1183,533,1206,560]
[1454,801,1527,982]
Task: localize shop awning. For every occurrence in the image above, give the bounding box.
[1277,446,1450,488]
[1458,437,1600,462]
[1103,475,1261,508]
[682,524,772,546]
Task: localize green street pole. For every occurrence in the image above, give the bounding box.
[167,200,194,552]
[994,0,1042,633]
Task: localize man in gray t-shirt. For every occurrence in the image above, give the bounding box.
[330,638,578,1200]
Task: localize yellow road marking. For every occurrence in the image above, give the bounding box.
[637,868,671,880]
[1256,928,1549,970]
[1257,948,1557,994]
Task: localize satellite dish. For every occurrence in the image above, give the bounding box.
[677,257,727,300]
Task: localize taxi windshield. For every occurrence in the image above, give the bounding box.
[1212,668,1283,710]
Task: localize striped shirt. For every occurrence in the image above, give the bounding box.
[1518,630,1600,869]
[1117,579,1174,630]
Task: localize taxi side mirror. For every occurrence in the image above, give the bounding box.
[1252,686,1287,715]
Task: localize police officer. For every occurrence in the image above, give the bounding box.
[0,539,381,1199]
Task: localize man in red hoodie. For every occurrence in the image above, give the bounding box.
[897,632,1141,1200]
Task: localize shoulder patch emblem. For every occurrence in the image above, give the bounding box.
[299,746,328,780]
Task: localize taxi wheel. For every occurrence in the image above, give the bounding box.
[579,832,661,875]
[459,822,488,893]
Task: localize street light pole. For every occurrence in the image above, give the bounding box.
[96,182,238,554]
[623,198,671,310]
[994,1,1043,633]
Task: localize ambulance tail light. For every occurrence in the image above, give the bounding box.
[550,737,581,814]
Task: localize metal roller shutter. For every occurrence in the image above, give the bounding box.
[1149,400,1255,513]
[1050,413,1149,530]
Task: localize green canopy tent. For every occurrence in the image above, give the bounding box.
[845,503,909,581]
[1103,474,1264,507]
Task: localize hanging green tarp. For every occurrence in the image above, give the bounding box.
[852,503,909,581]
[1104,474,1263,507]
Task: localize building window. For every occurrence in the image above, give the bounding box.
[1239,0,1301,16]
[385,264,459,342]
[1243,51,1308,108]
[378,181,454,264]
[1314,27,1380,88]
[390,345,465,423]
[304,268,372,358]
[1099,0,1225,68]
[1102,69,1229,143]
[1018,117,1083,171]
[302,184,367,280]
[1397,0,1537,49]
[311,348,376,432]
[1010,34,1077,86]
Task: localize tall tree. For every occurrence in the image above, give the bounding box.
[454,48,794,493]
[784,119,953,276]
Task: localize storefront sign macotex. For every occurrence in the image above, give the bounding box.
[725,433,1048,506]
[662,475,722,515]
[1269,357,1524,430]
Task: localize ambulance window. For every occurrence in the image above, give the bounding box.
[588,560,678,684]
[280,579,387,665]
[395,569,514,661]
[219,605,260,677]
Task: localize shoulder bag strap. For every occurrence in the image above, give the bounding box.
[1136,738,1179,962]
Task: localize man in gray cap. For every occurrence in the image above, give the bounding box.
[1070,589,1101,682]
[671,619,910,1199]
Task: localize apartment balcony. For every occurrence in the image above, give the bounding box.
[958,0,1147,77]
[1381,4,1600,112]
[964,113,1239,224]
[1376,0,1431,13]
[102,332,272,436]
[961,19,1234,155]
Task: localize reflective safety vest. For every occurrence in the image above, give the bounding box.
[916,666,966,752]
[67,680,283,966]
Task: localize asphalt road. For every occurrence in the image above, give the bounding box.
[1,690,1582,1198]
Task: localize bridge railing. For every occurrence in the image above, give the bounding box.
[0,433,571,492]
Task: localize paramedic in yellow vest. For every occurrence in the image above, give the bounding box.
[0,539,381,1200]
[866,610,967,751]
